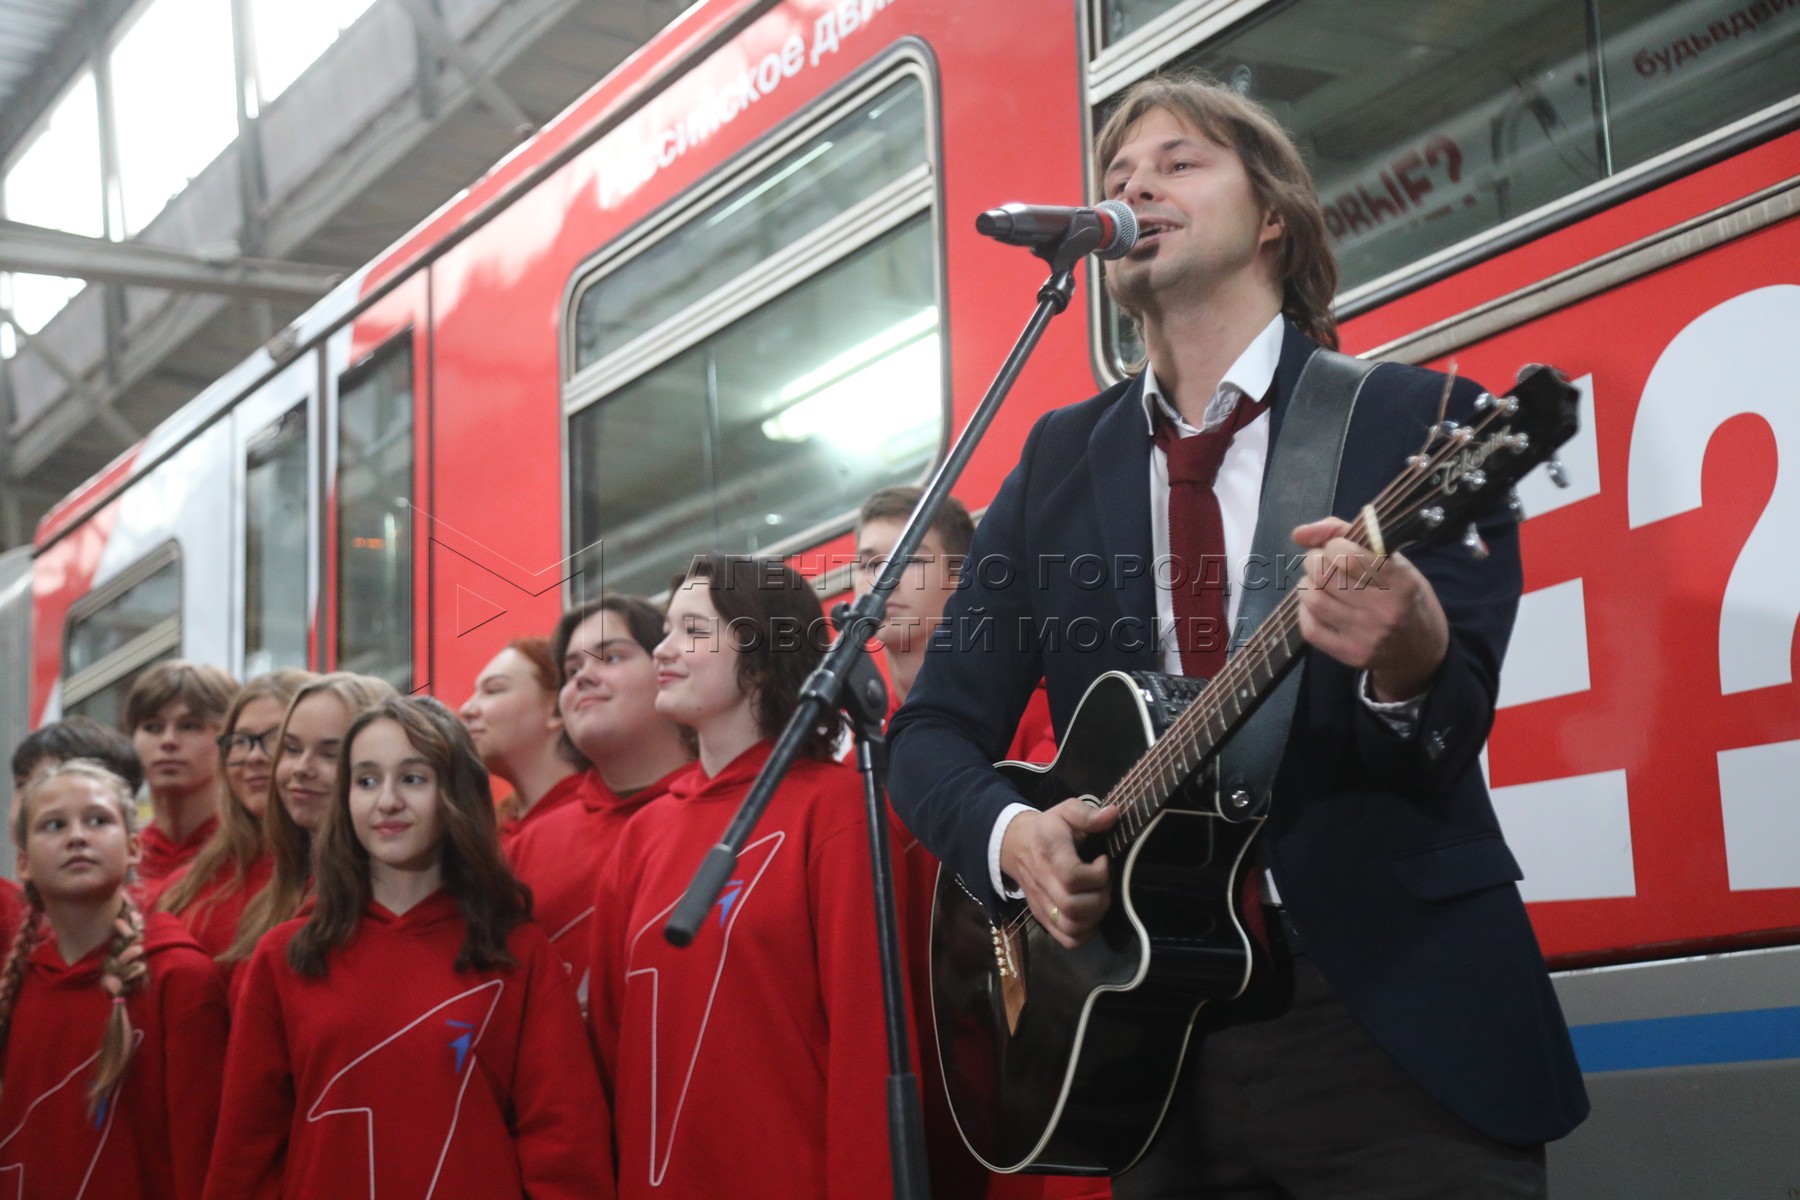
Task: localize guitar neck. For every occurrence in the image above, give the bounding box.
[1102,587,1308,855]
[1092,366,1581,856]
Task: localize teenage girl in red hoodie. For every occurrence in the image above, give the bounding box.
[219,671,395,998]
[589,554,900,1199]
[0,759,228,1200]
[205,696,613,1200]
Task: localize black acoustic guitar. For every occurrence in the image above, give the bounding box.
[929,364,1581,1176]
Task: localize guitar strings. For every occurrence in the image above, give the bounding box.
[1103,400,1506,833]
[1000,396,1512,940]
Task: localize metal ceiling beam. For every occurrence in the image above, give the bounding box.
[0,220,343,300]
[0,303,98,407]
[3,286,222,480]
[1,301,140,449]
[392,0,536,136]
[5,373,144,480]
[0,0,138,159]
[4,0,586,499]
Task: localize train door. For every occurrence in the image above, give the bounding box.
[324,275,431,694]
[231,353,318,679]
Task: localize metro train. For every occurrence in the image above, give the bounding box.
[4,0,1798,1192]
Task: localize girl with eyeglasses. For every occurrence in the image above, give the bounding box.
[219,673,397,1002]
[155,670,314,970]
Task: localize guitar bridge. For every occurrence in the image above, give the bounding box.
[991,922,1027,1034]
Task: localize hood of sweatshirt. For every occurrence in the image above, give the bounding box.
[360,887,463,935]
[25,909,205,989]
[579,764,692,815]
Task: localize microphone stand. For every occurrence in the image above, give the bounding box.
[663,220,1110,1200]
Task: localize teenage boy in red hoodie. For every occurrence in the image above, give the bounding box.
[125,661,239,885]
[508,596,692,996]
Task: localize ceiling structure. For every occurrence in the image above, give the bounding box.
[0,0,684,549]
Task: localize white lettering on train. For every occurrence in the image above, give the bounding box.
[599,0,905,208]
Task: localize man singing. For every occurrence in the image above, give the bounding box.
[887,72,1587,1198]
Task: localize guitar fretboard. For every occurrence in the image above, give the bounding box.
[1100,568,1313,857]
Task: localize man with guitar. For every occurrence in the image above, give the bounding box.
[887,73,1588,1198]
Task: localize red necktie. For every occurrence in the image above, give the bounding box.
[1153,392,1268,681]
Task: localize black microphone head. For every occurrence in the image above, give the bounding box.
[974,206,1016,239]
[1093,199,1138,259]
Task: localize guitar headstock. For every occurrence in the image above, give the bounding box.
[1376,364,1580,555]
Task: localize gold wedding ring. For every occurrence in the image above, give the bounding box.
[1048,905,1060,924]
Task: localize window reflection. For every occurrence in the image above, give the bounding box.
[570,219,940,597]
[66,559,180,678]
[336,344,412,691]
[573,80,928,373]
[246,404,309,676]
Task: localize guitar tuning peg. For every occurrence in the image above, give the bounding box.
[1547,459,1570,489]
[1462,524,1489,559]
[1508,492,1526,521]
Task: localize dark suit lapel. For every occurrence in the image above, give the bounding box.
[1262,319,1323,470]
[1088,375,1157,636]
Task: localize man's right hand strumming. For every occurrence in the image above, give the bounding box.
[998,799,1120,949]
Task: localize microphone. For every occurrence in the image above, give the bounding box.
[975,200,1138,260]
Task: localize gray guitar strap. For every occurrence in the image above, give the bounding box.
[1217,347,1377,818]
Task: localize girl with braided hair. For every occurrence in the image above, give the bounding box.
[205,697,612,1200]
[0,759,228,1199]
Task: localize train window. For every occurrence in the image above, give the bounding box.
[62,543,182,726]
[244,403,309,677]
[335,341,412,691]
[1597,0,1800,173]
[1093,0,1190,51]
[571,218,938,594]
[1090,0,1800,372]
[565,70,941,597]
[570,78,929,373]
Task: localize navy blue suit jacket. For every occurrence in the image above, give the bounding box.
[887,322,1589,1146]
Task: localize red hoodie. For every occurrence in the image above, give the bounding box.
[507,767,684,998]
[206,889,613,1200]
[161,851,275,991]
[589,743,902,1199]
[137,817,220,887]
[0,910,227,1200]
[0,880,24,964]
[497,772,586,851]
